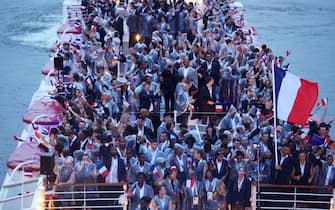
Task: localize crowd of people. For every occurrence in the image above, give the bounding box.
[36,0,335,209]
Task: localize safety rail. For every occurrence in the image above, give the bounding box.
[252,183,335,210]
[44,182,128,210]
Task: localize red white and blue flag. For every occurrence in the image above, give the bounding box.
[24,168,33,178]
[186,179,195,188]
[285,50,291,57]
[153,168,160,178]
[274,63,318,125]
[13,135,26,142]
[316,98,328,108]
[215,104,223,112]
[97,162,109,177]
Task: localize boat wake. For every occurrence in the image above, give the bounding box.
[11,14,62,49]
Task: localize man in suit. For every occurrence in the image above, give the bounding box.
[161,63,179,113]
[212,150,229,183]
[103,145,127,183]
[178,57,198,93]
[132,115,154,141]
[204,51,220,86]
[128,172,154,210]
[314,155,335,186]
[227,167,251,210]
[274,144,294,185]
[101,145,127,210]
[68,129,80,156]
[175,82,191,124]
[199,76,216,125]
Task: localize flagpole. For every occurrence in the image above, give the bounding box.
[271,59,279,166]
[21,167,24,210]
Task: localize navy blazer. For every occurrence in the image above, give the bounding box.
[212,159,229,180]
[103,156,127,182]
[274,154,294,184]
[69,137,81,156]
[227,177,251,207]
[199,85,216,112]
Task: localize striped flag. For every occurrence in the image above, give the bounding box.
[91,25,97,33]
[153,168,160,178]
[310,133,326,146]
[41,128,49,136]
[170,166,177,172]
[317,98,328,108]
[285,50,291,57]
[186,179,195,188]
[215,104,223,112]
[97,162,109,177]
[13,135,25,142]
[24,168,33,178]
[274,61,318,125]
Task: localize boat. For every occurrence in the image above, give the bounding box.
[0,0,331,209]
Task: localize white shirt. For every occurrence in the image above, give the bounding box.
[139,185,145,198]
[138,164,144,172]
[80,138,88,151]
[325,165,333,185]
[183,67,189,79]
[231,117,237,130]
[150,149,157,165]
[280,155,288,165]
[177,155,184,172]
[107,158,118,183]
[206,179,215,192]
[300,161,306,176]
[216,160,223,173]
[208,85,212,98]
[238,177,245,192]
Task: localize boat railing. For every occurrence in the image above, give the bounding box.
[44,182,128,210]
[251,183,335,210]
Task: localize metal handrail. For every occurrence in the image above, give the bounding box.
[252,183,335,210]
[258,183,334,190]
[9,160,35,183]
[44,182,128,210]
[45,182,128,187]
[260,191,333,197]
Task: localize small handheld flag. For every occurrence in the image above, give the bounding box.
[285,50,291,57]
[24,168,33,178]
[97,162,109,177]
[13,135,25,142]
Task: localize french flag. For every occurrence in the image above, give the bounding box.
[153,168,160,178]
[186,179,195,188]
[274,63,318,125]
[310,133,325,146]
[316,98,328,108]
[13,135,26,142]
[24,168,33,178]
[97,162,109,177]
[215,104,223,112]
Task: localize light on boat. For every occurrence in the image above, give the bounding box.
[135,34,141,42]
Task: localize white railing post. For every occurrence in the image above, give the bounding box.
[293,187,297,209]
[83,184,86,209]
[332,188,335,210]
[123,184,128,210]
[251,184,256,210]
